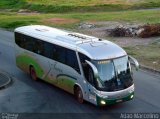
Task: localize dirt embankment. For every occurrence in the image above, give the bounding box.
[77,21,160,47]
[107,24,160,38]
[78,21,160,38]
[43,18,79,24]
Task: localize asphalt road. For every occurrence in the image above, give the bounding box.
[0,29,160,118]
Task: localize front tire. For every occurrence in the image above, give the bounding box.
[30,66,37,81]
[75,86,84,104]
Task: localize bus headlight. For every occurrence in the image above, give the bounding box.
[130,95,134,99]
[129,86,134,93]
[100,100,106,105]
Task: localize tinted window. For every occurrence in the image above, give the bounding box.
[15,32,36,52]
[79,53,90,64]
[15,32,20,46]
[78,53,91,82]
[15,32,25,47]
[24,35,36,52]
[15,32,80,73]
[53,45,66,64]
[34,40,44,55]
[43,42,54,59]
[66,50,80,73]
[88,68,95,85]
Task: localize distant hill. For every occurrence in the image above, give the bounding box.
[0,0,160,13]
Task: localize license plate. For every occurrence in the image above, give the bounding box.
[116,99,122,103]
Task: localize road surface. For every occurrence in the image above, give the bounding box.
[0,29,160,118]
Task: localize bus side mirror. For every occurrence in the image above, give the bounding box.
[85,60,98,79]
[128,56,139,71]
[85,60,104,88]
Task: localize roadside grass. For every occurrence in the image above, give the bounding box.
[25,0,127,5]
[0,0,26,11]
[132,0,160,9]
[0,10,160,29]
[0,13,39,28]
[0,0,160,13]
[123,43,160,71]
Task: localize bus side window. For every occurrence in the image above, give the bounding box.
[15,32,25,48]
[23,35,35,52]
[78,53,95,85]
[43,42,54,59]
[15,32,21,46]
[51,45,80,74]
[66,50,80,74]
[88,67,95,85]
[35,40,44,55]
[53,45,66,64]
[15,33,35,52]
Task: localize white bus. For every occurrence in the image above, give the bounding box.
[14,25,139,106]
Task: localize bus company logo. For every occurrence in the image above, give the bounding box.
[116,94,122,98]
[1,113,19,119]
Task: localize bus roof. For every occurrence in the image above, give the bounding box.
[15,25,127,60]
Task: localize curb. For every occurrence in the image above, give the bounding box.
[140,65,160,75]
[0,28,14,32]
[0,71,12,90]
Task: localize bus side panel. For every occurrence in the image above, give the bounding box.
[15,45,29,73]
[47,62,78,94]
[16,54,44,77]
[57,75,76,94]
[15,47,43,79]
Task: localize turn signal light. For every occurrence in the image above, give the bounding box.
[130,95,134,99]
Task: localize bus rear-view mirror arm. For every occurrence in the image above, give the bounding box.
[128,55,139,71]
[85,60,99,78]
[85,60,104,88]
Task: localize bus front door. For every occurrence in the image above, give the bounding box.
[86,69,97,105]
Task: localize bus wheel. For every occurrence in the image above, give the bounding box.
[30,66,37,81]
[75,86,84,104]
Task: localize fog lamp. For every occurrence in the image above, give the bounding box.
[100,100,106,105]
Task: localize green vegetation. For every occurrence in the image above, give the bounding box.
[0,0,26,10]
[0,12,38,28]
[0,10,160,29]
[124,42,160,70]
[132,0,160,9]
[25,0,126,5]
[0,0,160,13]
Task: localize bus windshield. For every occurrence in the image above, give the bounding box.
[92,56,133,91]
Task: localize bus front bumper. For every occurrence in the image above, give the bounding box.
[96,92,134,106]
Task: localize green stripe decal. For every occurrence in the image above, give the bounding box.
[56,74,77,80]
[16,55,44,78]
[57,74,76,94]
